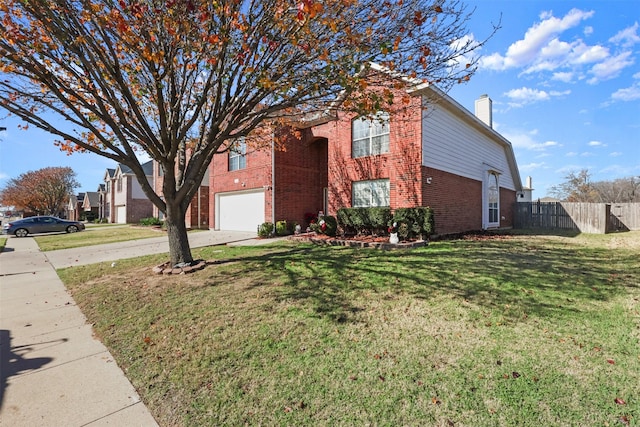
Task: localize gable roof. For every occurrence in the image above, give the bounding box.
[116,160,154,177]
[82,192,100,208]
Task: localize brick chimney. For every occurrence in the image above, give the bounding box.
[474,94,492,128]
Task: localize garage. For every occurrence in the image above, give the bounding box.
[116,206,127,224]
[217,190,265,232]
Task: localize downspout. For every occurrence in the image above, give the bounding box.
[271,131,276,235]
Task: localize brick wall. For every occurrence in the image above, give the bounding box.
[208,128,327,228]
[422,167,483,235]
[422,167,517,235]
[273,128,327,226]
[317,94,423,214]
[126,198,153,223]
[186,186,210,229]
[500,187,516,229]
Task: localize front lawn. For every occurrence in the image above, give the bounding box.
[34,225,168,251]
[58,232,640,426]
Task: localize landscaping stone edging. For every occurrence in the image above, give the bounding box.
[291,235,428,250]
[152,260,207,275]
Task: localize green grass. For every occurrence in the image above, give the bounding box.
[34,226,167,251]
[0,237,6,252]
[58,232,640,426]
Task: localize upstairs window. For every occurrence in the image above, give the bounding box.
[229,138,247,171]
[352,179,390,207]
[352,112,390,158]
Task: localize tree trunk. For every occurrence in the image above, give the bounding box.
[165,202,193,266]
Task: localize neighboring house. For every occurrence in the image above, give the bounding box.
[96,184,107,221]
[203,78,522,235]
[81,191,100,221]
[152,163,210,229]
[66,192,84,221]
[103,161,154,223]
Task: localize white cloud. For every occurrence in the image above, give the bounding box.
[588,140,606,147]
[584,26,594,36]
[588,51,635,83]
[566,152,578,157]
[611,82,640,101]
[552,71,574,82]
[609,22,640,47]
[609,152,623,157]
[503,87,570,107]
[520,162,546,171]
[581,151,594,156]
[503,129,561,151]
[482,8,594,71]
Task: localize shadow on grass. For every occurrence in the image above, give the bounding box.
[201,238,639,324]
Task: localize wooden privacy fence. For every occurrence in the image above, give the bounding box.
[514,202,640,234]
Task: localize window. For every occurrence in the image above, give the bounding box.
[352,112,390,158]
[353,179,390,207]
[488,173,499,225]
[229,138,247,171]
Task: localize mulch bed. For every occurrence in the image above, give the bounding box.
[289,233,428,250]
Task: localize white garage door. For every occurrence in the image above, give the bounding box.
[116,206,127,224]
[217,190,265,232]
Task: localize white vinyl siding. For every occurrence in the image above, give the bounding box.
[421,100,515,190]
[353,179,390,207]
[352,112,390,158]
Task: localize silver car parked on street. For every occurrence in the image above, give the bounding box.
[2,216,85,237]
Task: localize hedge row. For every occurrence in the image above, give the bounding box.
[337,207,435,239]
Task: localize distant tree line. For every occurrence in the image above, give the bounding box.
[550,169,640,203]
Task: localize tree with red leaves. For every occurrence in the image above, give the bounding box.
[0,167,79,216]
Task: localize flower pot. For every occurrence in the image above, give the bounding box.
[389,232,399,244]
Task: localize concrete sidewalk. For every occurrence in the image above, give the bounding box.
[0,237,159,426]
[0,230,265,426]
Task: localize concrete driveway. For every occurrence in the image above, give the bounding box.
[42,229,258,269]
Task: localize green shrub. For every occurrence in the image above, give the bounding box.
[258,222,274,238]
[390,207,435,240]
[310,215,337,236]
[139,217,163,226]
[337,207,391,235]
[275,220,288,236]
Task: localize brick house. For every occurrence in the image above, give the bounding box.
[81,191,100,221]
[102,161,154,224]
[66,192,84,221]
[173,71,523,235]
[152,163,210,229]
[310,80,522,235]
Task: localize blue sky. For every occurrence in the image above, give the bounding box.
[0,0,639,199]
[449,0,640,197]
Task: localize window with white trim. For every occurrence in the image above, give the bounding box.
[488,173,499,224]
[352,112,390,158]
[352,179,390,207]
[229,138,247,171]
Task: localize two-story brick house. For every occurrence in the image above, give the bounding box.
[102,161,154,224]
